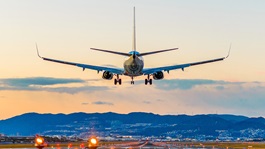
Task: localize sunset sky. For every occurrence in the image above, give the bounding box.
[0,0,265,120]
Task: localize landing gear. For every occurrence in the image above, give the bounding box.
[114,75,122,85]
[114,78,122,85]
[131,77,134,85]
[145,75,152,85]
[114,79,122,85]
[145,79,152,85]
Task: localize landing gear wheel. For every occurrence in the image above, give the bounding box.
[145,79,152,85]
[114,79,122,85]
[130,77,135,85]
[114,75,122,85]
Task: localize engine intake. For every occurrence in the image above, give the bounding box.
[153,71,164,80]
[102,71,113,80]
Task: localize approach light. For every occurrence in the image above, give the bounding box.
[36,137,44,144]
[35,137,44,145]
[88,137,99,149]
[90,138,97,144]
[35,135,47,149]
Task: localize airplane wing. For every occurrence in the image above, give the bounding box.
[142,56,228,75]
[143,45,231,75]
[36,46,124,75]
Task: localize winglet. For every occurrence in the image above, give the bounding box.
[225,43,232,59]
[36,43,43,59]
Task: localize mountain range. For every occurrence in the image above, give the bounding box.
[1,112,265,139]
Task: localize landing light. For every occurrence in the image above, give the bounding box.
[35,136,47,149]
[36,137,44,144]
[90,138,97,144]
[88,137,99,148]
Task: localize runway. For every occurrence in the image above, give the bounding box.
[3,141,220,149]
[1,141,263,149]
[0,141,222,149]
[2,146,212,149]
[97,141,219,149]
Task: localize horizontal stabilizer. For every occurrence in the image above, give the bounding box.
[90,48,131,56]
[138,48,178,56]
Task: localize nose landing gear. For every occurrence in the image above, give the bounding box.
[131,77,134,84]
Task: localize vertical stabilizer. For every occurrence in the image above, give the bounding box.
[133,7,136,52]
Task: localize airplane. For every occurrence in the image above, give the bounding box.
[36,7,230,85]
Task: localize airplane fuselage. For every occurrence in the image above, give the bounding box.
[123,51,144,76]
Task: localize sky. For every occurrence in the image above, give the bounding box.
[0,0,265,120]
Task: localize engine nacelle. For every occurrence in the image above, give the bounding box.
[102,71,113,80]
[153,71,164,80]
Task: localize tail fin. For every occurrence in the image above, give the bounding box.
[133,7,136,52]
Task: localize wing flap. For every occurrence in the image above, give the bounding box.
[189,57,225,66]
[37,51,124,75]
[42,56,124,75]
[42,57,77,66]
[143,56,226,75]
[76,64,124,74]
[143,64,190,75]
[37,44,124,74]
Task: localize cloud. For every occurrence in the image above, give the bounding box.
[203,89,265,113]
[45,86,109,94]
[0,77,84,87]
[0,77,265,118]
[81,102,89,105]
[215,86,225,90]
[92,101,114,106]
[156,99,164,102]
[0,77,109,94]
[154,79,242,90]
[143,101,151,104]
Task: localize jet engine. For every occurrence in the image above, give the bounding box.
[102,71,113,80]
[153,71,164,80]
